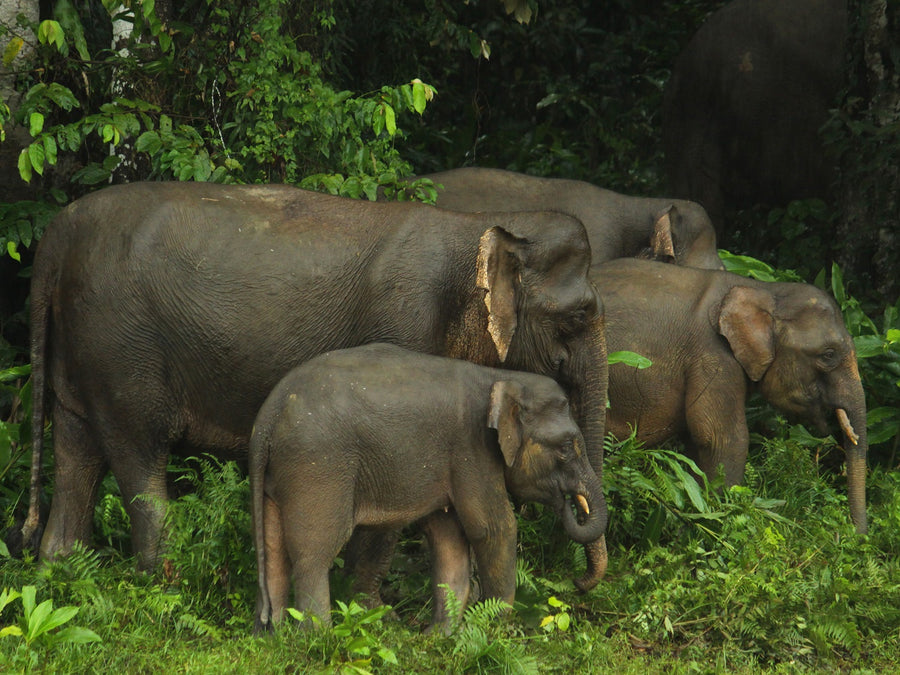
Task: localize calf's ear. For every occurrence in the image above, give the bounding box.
[716,285,776,381]
[488,380,524,466]
[477,227,522,362]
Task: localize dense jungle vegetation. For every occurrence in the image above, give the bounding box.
[1,1,899,672]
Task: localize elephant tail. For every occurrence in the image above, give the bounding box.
[250,420,274,633]
[20,237,55,549]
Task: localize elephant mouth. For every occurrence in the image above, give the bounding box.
[566,493,591,522]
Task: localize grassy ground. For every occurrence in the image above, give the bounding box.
[2,430,899,674]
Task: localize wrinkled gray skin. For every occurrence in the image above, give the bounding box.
[663,0,847,235]
[251,344,606,634]
[597,259,868,533]
[409,167,723,271]
[24,182,609,588]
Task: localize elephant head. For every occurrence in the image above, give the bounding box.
[489,379,607,547]
[716,283,868,533]
[477,217,610,588]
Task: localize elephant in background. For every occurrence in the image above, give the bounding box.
[663,0,847,237]
[405,167,723,271]
[251,344,606,633]
[24,181,609,590]
[596,259,867,533]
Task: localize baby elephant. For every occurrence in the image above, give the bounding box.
[250,343,607,633]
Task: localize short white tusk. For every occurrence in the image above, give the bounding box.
[836,408,859,446]
[575,494,590,515]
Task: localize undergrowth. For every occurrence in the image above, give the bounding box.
[2,432,898,673]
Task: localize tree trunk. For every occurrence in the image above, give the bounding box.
[835,0,900,298]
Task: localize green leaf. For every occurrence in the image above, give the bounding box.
[383,104,396,136]
[2,37,24,66]
[40,606,80,635]
[46,83,80,111]
[0,625,23,638]
[6,242,20,262]
[43,135,58,166]
[29,112,44,137]
[18,149,33,182]
[55,0,91,60]
[37,21,66,50]
[52,626,102,644]
[556,612,571,631]
[0,588,21,612]
[28,143,46,176]
[412,81,427,115]
[17,219,33,248]
[135,131,161,154]
[608,350,652,369]
[71,163,111,185]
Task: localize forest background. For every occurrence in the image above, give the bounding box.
[0,1,899,672]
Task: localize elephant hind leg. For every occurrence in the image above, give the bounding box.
[281,497,353,629]
[40,401,107,562]
[258,494,291,629]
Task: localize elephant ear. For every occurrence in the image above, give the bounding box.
[477,227,522,362]
[649,205,677,261]
[488,380,524,467]
[716,285,776,382]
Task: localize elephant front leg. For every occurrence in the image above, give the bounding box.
[458,504,517,607]
[421,510,471,634]
[344,527,399,608]
[685,376,750,486]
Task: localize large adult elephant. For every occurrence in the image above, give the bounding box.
[22,182,609,589]
[406,167,723,271]
[663,0,847,235]
[596,258,867,533]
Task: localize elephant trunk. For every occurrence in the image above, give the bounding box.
[565,310,610,589]
[837,403,868,534]
[560,461,608,591]
[832,354,868,535]
[574,535,608,593]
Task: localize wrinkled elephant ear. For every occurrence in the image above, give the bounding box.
[477,227,522,362]
[716,285,776,381]
[488,380,524,467]
[650,205,677,261]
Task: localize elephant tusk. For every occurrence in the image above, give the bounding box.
[575,494,590,516]
[836,408,859,446]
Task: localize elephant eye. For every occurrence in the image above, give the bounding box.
[559,310,588,336]
[818,348,839,367]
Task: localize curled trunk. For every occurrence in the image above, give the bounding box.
[563,313,610,588]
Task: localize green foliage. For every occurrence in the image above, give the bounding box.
[0,584,101,672]
[7,0,435,204]
[719,248,804,282]
[827,263,900,461]
[159,456,255,627]
[444,597,538,674]
[286,601,398,673]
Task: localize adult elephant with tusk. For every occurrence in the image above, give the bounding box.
[22,181,610,590]
[596,259,868,533]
